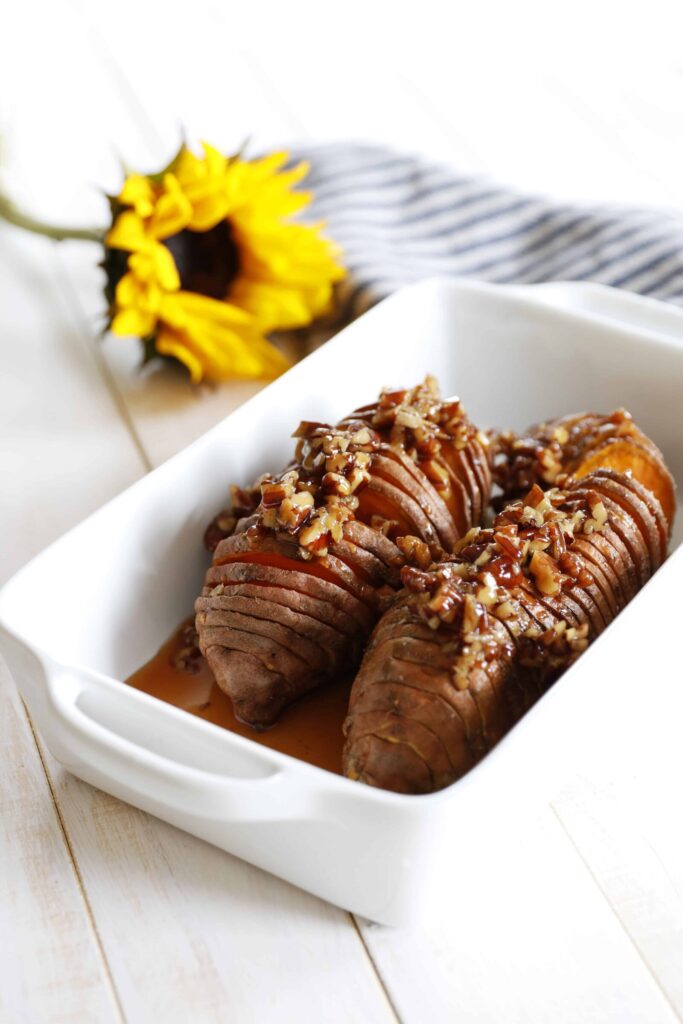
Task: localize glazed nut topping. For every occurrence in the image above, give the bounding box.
[350,427,373,445]
[421,457,451,492]
[322,471,352,497]
[402,478,609,648]
[396,534,433,569]
[216,513,236,534]
[250,422,383,558]
[370,514,399,537]
[529,549,561,595]
[260,481,291,508]
[395,407,423,429]
[370,377,476,467]
[476,572,498,606]
[326,451,354,474]
[461,593,481,635]
[494,600,516,620]
[583,500,608,535]
[299,516,327,548]
[278,490,315,530]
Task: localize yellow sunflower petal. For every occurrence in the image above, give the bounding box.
[187,193,231,232]
[161,289,254,326]
[147,174,193,240]
[159,291,290,380]
[238,150,290,182]
[173,143,230,230]
[201,141,228,177]
[106,210,148,252]
[111,306,157,338]
[118,174,156,218]
[174,142,227,188]
[127,244,180,292]
[114,270,152,308]
[229,277,316,331]
[155,326,205,383]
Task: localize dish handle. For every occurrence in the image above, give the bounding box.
[44,661,323,823]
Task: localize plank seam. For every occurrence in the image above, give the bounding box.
[350,914,404,1024]
[550,801,683,1023]
[547,77,683,206]
[50,252,154,474]
[236,48,309,139]
[23,702,127,1024]
[65,0,167,155]
[393,69,486,167]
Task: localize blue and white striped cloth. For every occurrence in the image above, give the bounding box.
[296,142,683,318]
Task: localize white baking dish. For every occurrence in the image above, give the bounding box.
[1,278,682,926]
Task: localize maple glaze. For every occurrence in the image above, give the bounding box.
[125,618,349,774]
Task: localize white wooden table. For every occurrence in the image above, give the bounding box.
[3,3,683,1021]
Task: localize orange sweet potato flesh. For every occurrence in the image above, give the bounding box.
[196,379,492,727]
[343,466,670,794]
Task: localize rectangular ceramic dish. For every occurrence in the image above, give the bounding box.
[1,278,682,926]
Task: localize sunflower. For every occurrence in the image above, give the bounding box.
[103,143,346,382]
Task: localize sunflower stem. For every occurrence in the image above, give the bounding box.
[0,193,104,243]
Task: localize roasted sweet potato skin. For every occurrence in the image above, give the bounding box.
[196,379,492,727]
[343,469,669,794]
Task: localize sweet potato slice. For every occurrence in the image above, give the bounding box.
[441,445,482,525]
[568,538,620,620]
[342,381,491,540]
[616,469,670,556]
[566,487,651,590]
[196,594,349,662]
[342,520,404,573]
[205,561,374,631]
[361,476,442,547]
[200,625,312,724]
[204,648,294,727]
[373,449,458,551]
[466,440,493,522]
[198,608,331,672]
[344,731,434,794]
[586,471,663,569]
[203,581,361,638]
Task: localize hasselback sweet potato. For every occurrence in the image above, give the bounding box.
[343,466,672,794]
[196,378,492,727]
[493,408,676,531]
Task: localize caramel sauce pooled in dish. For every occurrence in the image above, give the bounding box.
[125,618,348,774]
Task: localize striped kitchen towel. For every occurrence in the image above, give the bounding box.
[294,142,683,318]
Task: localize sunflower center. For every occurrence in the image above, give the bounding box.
[163,220,240,300]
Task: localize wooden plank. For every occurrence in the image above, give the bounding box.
[0,662,121,1024]
[0,231,148,584]
[0,224,146,1022]
[358,806,678,1024]
[553,779,683,1018]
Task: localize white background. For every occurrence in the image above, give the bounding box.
[2,2,683,1022]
